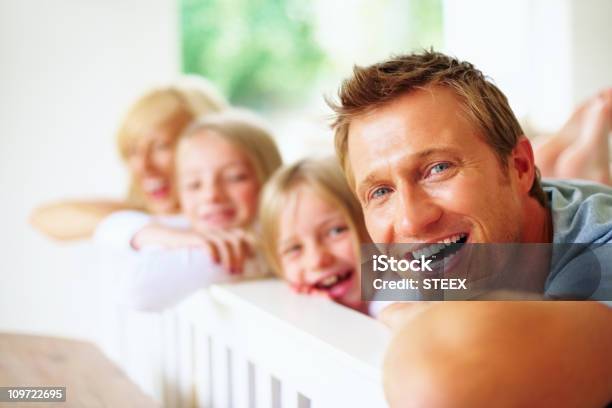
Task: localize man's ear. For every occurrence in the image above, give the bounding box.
[510,136,537,194]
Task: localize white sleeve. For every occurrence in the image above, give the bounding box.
[93,210,152,250]
[119,248,238,312]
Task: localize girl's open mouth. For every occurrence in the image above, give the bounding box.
[312,269,355,298]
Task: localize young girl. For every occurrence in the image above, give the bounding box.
[97,109,283,310]
[258,157,374,315]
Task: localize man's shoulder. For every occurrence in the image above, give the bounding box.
[543,179,612,244]
[543,180,612,301]
[543,178,612,200]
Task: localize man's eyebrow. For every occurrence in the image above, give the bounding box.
[355,147,458,195]
[357,173,381,196]
[414,147,458,159]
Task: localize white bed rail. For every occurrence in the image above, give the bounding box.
[125,278,391,407]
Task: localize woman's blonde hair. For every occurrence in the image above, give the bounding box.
[258,157,368,276]
[116,76,228,208]
[176,109,283,187]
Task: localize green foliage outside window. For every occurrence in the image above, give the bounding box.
[407,0,443,52]
[181,0,442,110]
[181,0,326,109]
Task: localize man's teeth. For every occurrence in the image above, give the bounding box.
[411,234,466,260]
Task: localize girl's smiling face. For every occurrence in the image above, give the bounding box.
[277,185,361,309]
[177,131,260,231]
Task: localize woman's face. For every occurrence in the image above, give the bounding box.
[126,126,179,215]
[177,131,260,231]
[277,185,361,309]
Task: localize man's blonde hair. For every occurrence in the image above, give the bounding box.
[117,76,228,208]
[177,109,283,186]
[329,50,547,206]
[258,157,368,276]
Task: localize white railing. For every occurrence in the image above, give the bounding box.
[117,278,391,408]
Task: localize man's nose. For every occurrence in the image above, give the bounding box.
[394,185,442,239]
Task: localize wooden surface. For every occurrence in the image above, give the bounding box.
[0,333,158,407]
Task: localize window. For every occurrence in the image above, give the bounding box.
[181,0,443,112]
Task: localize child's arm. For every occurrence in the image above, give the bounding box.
[94,210,154,250]
[120,248,238,312]
[132,224,254,274]
[381,301,612,408]
[119,231,264,311]
[131,223,203,249]
[30,200,133,240]
[95,209,254,274]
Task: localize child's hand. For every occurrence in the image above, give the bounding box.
[132,225,253,274]
[195,228,254,274]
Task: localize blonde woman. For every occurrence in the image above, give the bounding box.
[112,109,283,311]
[30,76,227,240]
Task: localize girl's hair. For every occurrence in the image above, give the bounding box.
[177,109,283,186]
[116,76,228,208]
[258,156,368,276]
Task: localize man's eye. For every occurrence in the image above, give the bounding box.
[429,162,451,176]
[369,186,391,200]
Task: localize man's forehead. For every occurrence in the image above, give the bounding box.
[345,87,480,187]
[349,110,405,142]
[349,86,460,128]
[347,91,454,151]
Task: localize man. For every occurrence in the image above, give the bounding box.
[330,51,612,407]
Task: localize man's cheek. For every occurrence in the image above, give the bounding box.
[364,212,381,242]
[365,207,392,243]
[430,179,480,213]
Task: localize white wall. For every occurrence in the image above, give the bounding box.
[443,0,612,133]
[0,0,179,339]
[571,0,612,103]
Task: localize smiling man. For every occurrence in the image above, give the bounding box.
[331,51,612,407]
[346,86,548,245]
